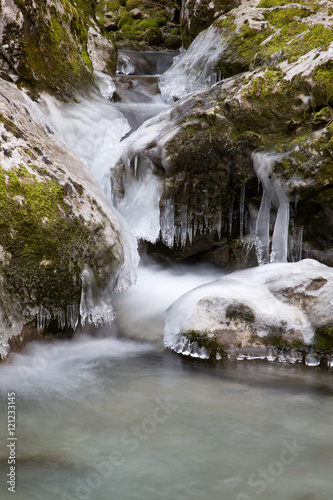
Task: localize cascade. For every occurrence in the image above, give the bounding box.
[159,26,226,100]
[252,152,290,265]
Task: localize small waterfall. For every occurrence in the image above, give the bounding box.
[252,152,290,265]
[159,26,227,100]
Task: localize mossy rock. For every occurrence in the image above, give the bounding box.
[0,0,97,98]
[183,329,226,360]
[313,325,333,364]
[211,0,333,80]
[96,0,181,49]
[0,80,132,348]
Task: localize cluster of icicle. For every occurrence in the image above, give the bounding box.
[173,336,329,367]
[112,154,227,249]
[37,304,80,332]
[113,151,303,263]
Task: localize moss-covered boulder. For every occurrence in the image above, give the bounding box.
[0,79,135,358]
[180,0,241,49]
[0,0,118,99]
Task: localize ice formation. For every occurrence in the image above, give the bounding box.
[164,259,333,359]
[39,84,130,184]
[159,26,225,99]
[252,152,290,265]
[6,80,139,332]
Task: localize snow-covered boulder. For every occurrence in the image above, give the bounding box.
[164,260,333,363]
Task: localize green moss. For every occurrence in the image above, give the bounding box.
[109,0,121,10]
[144,26,163,45]
[110,0,180,47]
[13,0,93,98]
[264,6,312,28]
[226,303,255,324]
[313,325,333,365]
[262,325,306,353]
[183,329,226,360]
[126,0,139,8]
[0,165,94,315]
[117,11,134,29]
[235,24,273,60]
[137,18,159,31]
[214,13,236,31]
[0,114,25,140]
[263,23,333,63]
[312,61,333,106]
[258,0,295,6]
[258,0,318,7]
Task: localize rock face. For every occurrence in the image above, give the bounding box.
[112,0,333,269]
[0,0,117,98]
[164,259,333,363]
[180,0,241,48]
[0,79,136,357]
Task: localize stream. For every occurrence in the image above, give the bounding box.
[0,50,332,500]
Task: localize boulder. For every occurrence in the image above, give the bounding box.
[164,259,333,363]
[0,79,136,358]
[87,26,117,76]
[0,0,96,99]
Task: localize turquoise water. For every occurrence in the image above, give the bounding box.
[0,334,332,500]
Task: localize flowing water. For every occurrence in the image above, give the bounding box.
[0,329,333,500]
[1,49,332,500]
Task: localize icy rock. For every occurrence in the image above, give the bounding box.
[0,79,138,355]
[164,259,333,360]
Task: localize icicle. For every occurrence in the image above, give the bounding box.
[298,226,303,261]
[270,202,289,263]
[160,197,175,248]
[204,198,209,229]
[175,225,181,246]
[240,183,246,238]
[187,222,193,246]
[193,217,198,238]
[229,201,233,235]
[180,204,188,248]
[37,306,51,332]
[134,155,138,176]
[252,151,291,265]
[255,190,271,265]
[216,209,222,239]
[66,304,79,330]
[57,308,66,330]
